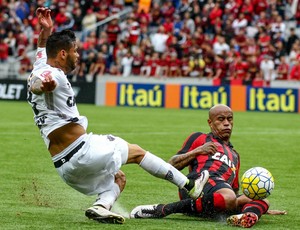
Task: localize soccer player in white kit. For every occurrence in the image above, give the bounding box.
[27,7,209,224]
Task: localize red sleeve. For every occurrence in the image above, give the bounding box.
[177,132,205,155]
[232,154,240,191]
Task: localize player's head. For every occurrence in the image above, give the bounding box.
[46,30,79,73]
[208,104,233,142]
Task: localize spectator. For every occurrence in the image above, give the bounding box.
[288,42,300,68]
[126,13,140,47]
[140,54,152,77]
[121,51,133,77]
[276,56,289,80]
[168,52,181,77]
[232,13,248,35]
[202,54,215,79]
[150,26,168,54]
[289,57,300,80]
[209,2,223,30]
[246,55,260,81]
[82,8,97,32]
[212,54,227,80]
[149,2,161,30]
[131,47,144,76]
[0,37,9,62]
[106,17,121,46]
[18,49,32,75]
[157,52,169,77]
[189,55,205,78]
[177,55,188,77]
[242,37,260,59]
[240,0,254,23]
[4,30,16,57]
[160,0,175,22]
[213,35,230,57]
[183,12,195,35]
[96,4,109,22]
[15,0,30,21]
[260,54,276,84]
[286,28,299,55]
[72,5,84,31]
[16,32,29,57]
[90,52,107,80]
[54,7,68,29]
[231,52,248,80]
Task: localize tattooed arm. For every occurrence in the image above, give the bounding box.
[169,141,217,170]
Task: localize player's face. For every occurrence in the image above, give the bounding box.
[209,110,233,141]
[66,43,79,73]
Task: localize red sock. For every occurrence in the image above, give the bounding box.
[242,200,269,219]
[195,193,226,215]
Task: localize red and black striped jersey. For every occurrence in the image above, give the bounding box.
[177,132,240,190]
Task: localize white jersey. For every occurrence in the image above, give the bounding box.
[27,47,87,148]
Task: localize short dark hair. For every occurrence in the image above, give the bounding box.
[46,30,76,58]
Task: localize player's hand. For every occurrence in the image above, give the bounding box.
[36,7,53,30]
[115,170,126,192]
[41,75,57,92]
[266,210,288,215]
[194,142,218,155]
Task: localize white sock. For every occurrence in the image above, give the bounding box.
[93,183,120,210]
[139,151,187,188]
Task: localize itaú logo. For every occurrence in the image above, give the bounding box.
[248,88,297,112]
[117,83,164,107]
[181,86,228,109]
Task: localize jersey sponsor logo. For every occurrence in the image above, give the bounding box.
[0,83,24,99]
[211,152,236,172]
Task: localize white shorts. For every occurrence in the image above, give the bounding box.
[52,133,129,195]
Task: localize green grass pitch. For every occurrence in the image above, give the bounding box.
[0,101,299,229]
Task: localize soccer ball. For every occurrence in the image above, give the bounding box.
[241,167,275,200]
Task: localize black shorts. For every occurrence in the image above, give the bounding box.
[179,172,233,200]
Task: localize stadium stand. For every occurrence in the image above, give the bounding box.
[0,0,300,85]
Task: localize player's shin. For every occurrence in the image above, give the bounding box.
[93,183,121,210]
[139,151,187,188]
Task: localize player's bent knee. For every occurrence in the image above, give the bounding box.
[224,194,238,211]
[126,144,147,164]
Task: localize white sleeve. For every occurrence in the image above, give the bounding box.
[33,47,47,69]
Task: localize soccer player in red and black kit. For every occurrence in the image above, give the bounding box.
[131,104,286,228]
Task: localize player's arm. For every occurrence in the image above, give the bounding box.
[29,74,57,95]
[36,7,53,48]
[169,142,217,170]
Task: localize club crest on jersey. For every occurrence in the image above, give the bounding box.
[211,152,236,171]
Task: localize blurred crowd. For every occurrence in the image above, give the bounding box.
[1,0,300,83]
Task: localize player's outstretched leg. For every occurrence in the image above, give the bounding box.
[227,212,258,228]
[85,205,125,224]
[130,204,165,218]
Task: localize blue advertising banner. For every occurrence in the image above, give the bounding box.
[180,85,230,109]
[117,83,165,107]
[247,87,298,113]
